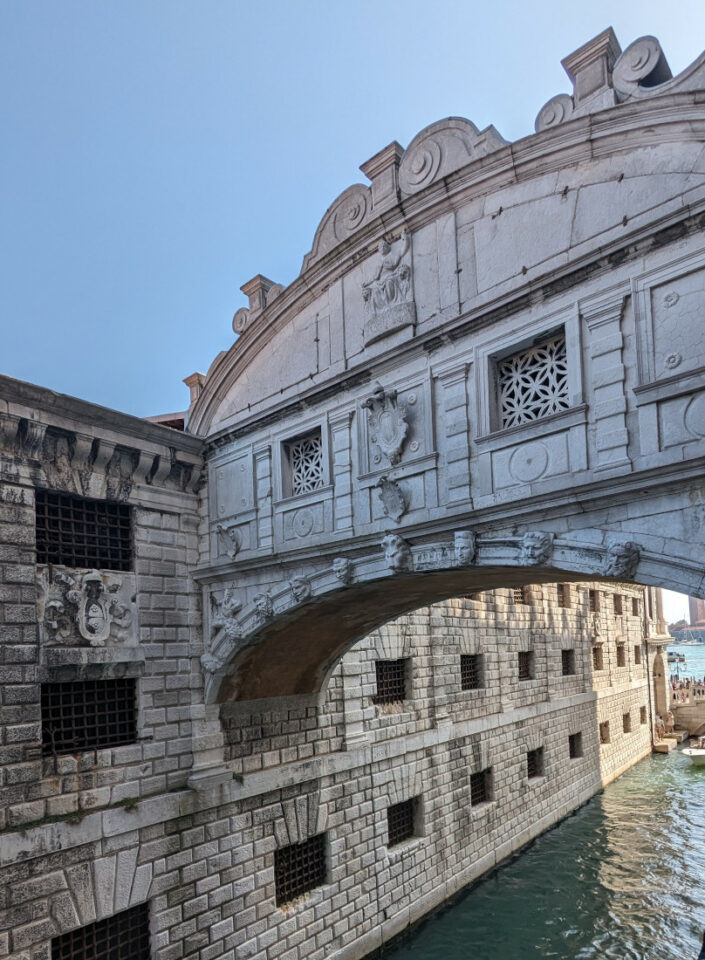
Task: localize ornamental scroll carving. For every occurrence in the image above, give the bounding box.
[39,567,135,647]
[362,231,416,344]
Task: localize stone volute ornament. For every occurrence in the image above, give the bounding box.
[363,382,409,466]
[382,533,413,573]
[44,569,132,646]
[362,230,415,344]
[520,531,554,566]
[602,540,641,579]
[375,476,407,523]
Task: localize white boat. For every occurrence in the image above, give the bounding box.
[682,741,705,766]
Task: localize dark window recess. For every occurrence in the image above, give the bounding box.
[640,706,647,725]
[460,654,483,690]
[592,646,604,671]
[41,679,137,756]
[373,659,407,704]
[35,489,132,571]
[613,594,623,615]
[518,650,534,681]
[561,649,576,676]
[616,644,626,667]
[634,645,643,666]
[470,768,492,805]
[623,712,632,733]
[513,586,530,604]
[568,732,583,759]
[527,747,544,779]
[274,834,326,906]
[589,589,599,613]
[387,798,416,847]
[632,597,640,617]
[51,903,150,960]
[599,721,610,744]
[556,583,570,608]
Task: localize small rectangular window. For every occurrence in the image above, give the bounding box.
[632,597,640,617]
[640,706,647,725]
[497,332,569,429]
[634,645,642,666]
[41,679,137,756]
[470,768,492,806]
[35,489,132,571]
[599,721,610,744]
[526,747,544,779]
[623,712,632,733]
[592,646,604,671]
[616,644,626,668]
[518,650,535,681]
[561,649,576,676]
[373,659,408,704]
[556,583,570,608]
[51,903,150,960]
[513,586,530,604]
[460,654,484,690]
[589,589,599,613]
[284,429,324,496]
[613,594,623,616]
[568,732,583,759]
[387,798,417,847]
[274,833,326,907]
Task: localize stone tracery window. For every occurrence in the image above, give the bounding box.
[497,332,569,428]
[284,429,324,496]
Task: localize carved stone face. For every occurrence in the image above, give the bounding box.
[333,557,353,585]
[520,531,553,566]
[603,540,640,579]
[254,592,273,620]
[379,239,391,255]
[454,531,476,566]
[290,577,311,603]
[382,533,411,572]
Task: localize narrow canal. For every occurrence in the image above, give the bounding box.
[382,696,705,958]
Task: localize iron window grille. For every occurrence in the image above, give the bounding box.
[588,589,599,613]
[470,768,492,806]
[387,798,416,847]
[460,654,483,690]
[518,650,534,681]
[623,712,632,733]
[284,430,324,496]
[616,644,626,667]
[513,586,530,604]
[634,645,642,666]
[41,679,137,756]
[632,597,640,616]
[592,646,604,671]
[51,903,150,960]
[599,721,610,744]
[640,706,647,725]
[561,649,576,676]
[373,659,408,704]
[35,489,132,571]
[613,594,623,615]
[526,747,544,779]
[556,583,570,608]
[274,833,326,906]
[497,332,569,429]
[568,732,583,759]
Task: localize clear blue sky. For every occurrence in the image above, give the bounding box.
[1,1,698,619]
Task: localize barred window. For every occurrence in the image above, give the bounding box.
[274,834,326,906]
[616,644,626,667]
[556,583,570,608]
[632,597,640,616]
[527,747,544,779]
[35,489,132,571]
[640,706,647,725]
[613,593,623,615]
[599,721,610,744]
[387,798,416,847]
[623,712,632,734]
[592,646,604,671]
[634,645,642,666]
[41,679,137,755]
[568,732,583,759]
[588,589,600,613]
[513,586,530,604]
[470,768,492,806]
[561,649,576,676]
[518,650,535,681]
[373,659,408,704]
[460,654,484,690]
[284,430,324,496]
[497,332,569,429]
[51,903,149,960]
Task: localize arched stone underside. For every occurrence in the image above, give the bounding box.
[186,28,705,705]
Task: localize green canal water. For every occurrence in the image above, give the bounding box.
[382,651,705,960]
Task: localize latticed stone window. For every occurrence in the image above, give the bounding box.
[387,798,417,847]
[41,679,137,755]
[518,650,534,681]
[372,659,408,704]
[51,903,150,960]
[460,654,484,690]
[568,732,583,759]
[470,768,492,805]
[497,332,569,428]
[561,649,576,676]
[526,747,544,779]
[284,429,324,496]
[274,834,326,906]
[35,489,132,571]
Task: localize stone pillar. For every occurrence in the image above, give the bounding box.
[649,641,671,719]
[435,361,472,506]
[254,442,273,551]
[329,411,354,532]
[341,650,369,749]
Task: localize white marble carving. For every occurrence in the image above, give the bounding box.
[382,533,412,573]
[301,184,372,271]
[40,568,134,647]
[216,522,240,559]
[232,307,250,334]
[535,94,575,132]
[498,334,569,429]
[362,231,415,344]
[332,557,354,586]
[398,118,507,195]
[376,476,407,523]
[603,540,641,579]
[211,589,243,643]
[613,36,671,100]
[253,591,274,624]
[289,577,312,603]
[454,530,476,565]
[363,383,408,466]
[520,531,554,566]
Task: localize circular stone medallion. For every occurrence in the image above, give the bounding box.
[509,442,549,483]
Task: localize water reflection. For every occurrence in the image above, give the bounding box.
[382,751,705,960]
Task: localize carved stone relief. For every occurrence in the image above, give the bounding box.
[253,591,274,625]
[398,118,507,195]
[375,476,407,523]
[332,557,353,586]
[454,530,476,565]
[289,577,312,603]
[105,446,138,501]
[362,231,416,344]
[382,533,412,573]
[216,523,240,559]
[602,540,641,579]
[363,383,408,466]
[38,567,135,647]
[519,531,554,566]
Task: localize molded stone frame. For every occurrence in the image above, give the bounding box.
[632,247,705,466]
[209,444,258,562]
[473,306,586,501]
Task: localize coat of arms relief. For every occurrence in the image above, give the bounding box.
[38,567,136,647]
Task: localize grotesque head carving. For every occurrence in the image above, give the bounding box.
[381,533,412,573]
[520,531,554,567]
[603,540,641,579]
[289,577,312,603]
[333,557,353,586]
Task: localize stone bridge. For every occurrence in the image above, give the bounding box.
[186,29,705,708]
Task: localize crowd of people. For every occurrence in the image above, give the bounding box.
[671,676,705,703]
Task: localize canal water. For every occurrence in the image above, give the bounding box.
[382,704,705,959]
